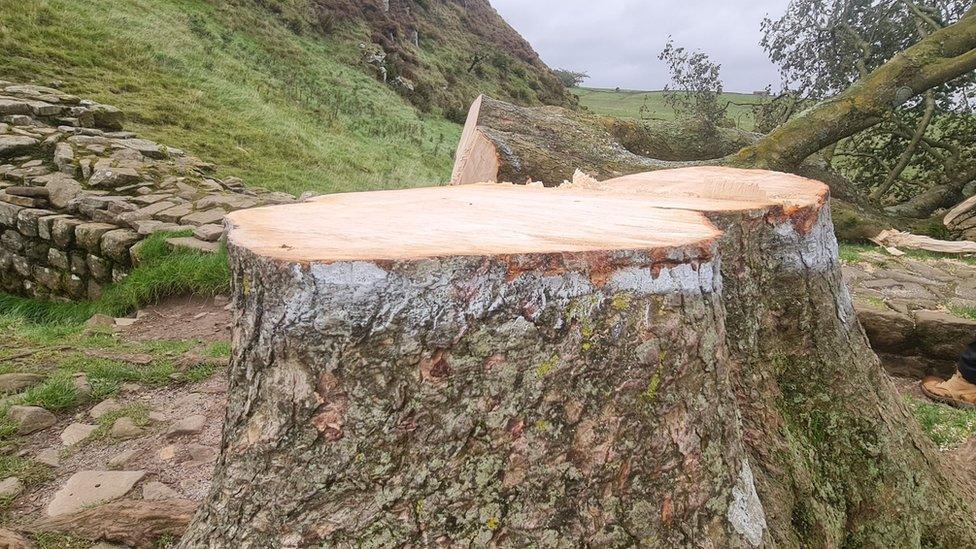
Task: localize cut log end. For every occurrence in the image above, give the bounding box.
[450,94,500,185]
[225,183,723,263]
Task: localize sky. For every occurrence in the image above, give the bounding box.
[490,0,789,93]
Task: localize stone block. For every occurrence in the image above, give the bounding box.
[87,279,103,300]
[154,203,193,224]
[180,208,226,227]
[47,248,69,270]
[0,193,47,208]
[17,208,54,237]
[75,222,117,253]
[64,274,86,299]
[51,217,82,248]
[87,254,112,282]
[70,252,87,276]
[34,266,61,291]
[10,255,30,277]
[100,229,140,264]
[0,201,24,227]
[23,240,48,261]
[0,230,24,252]
[165,236,218,254]
[37,214,71,240]
[193,223,224,242]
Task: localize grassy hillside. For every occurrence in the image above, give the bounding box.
[574,87,768,131]
[0,0,564,196]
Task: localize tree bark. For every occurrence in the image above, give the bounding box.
[590,169,976,545]
[182,169,976,546]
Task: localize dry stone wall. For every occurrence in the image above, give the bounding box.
[0,81,296,300]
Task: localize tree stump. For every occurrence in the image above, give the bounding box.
[181,169,976,547]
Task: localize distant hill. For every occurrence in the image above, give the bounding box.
[0,0,572,195]
[574,87,767,131]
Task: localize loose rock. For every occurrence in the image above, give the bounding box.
[110,417,144,439]
[0,477,23,498]
[0,372,44,392]
[8,405,56,435]
[60,422,97,446]
[142,481,181,501]
[89,398,123,419]
[166,415,206,438]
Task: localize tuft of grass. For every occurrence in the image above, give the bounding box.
[838,243,877,263]
[185,361,219,383]
[20,375,77,411]
[206,341,231,358]
[906,396,976,450]
[28,533,90,549]
[900,248,976,265]
[837,242,976,266]
[0,455,53,509]
[89,403,151,441]
[0,231,230,324]
[864,296,887,309]
[951,306,976,321]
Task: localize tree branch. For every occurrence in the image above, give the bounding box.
[733,12,976,171]
[871,91,937,200]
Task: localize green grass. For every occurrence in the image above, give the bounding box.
[838,242,976,265]
[906,396,976,450]
[27,533,89,549]
[0,0,460,195]
[839,243,877,263]
[89,403,150,440]
[20,375,77,411]
[206,341,231,358]
[0,455,52,510]
[0,230,229,324]
[951,306,976,321]
[573,87,768,130]
[0,295,229,446]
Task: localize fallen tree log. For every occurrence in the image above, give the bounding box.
[182,168,976,547]
[449,95,757,186]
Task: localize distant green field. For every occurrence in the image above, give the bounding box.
[573,87,768,131]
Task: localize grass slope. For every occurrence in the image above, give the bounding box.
[574,87,767,131]
[0,0,460,195]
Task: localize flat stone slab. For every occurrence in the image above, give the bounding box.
[166,236,218,254]
[60,422,97,446]
[0,372,44,392]
[46,470,145,516]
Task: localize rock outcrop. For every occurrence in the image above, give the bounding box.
[0,81,295,299]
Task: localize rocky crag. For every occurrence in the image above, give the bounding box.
[0,81,296,300]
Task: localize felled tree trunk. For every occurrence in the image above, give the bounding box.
[450,95,757,186]
[182,168,976,547]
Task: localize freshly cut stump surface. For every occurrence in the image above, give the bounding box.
[181,168,976,547]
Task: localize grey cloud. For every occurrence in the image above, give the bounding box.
[490,0,788,92]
